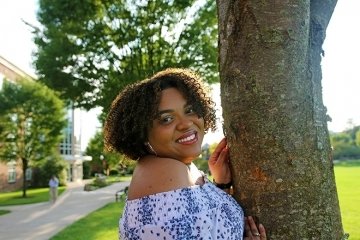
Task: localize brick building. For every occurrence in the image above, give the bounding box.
[0,56,91,192]
[0,56,35,192]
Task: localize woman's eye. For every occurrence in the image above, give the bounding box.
[186,107,196,115]
[159,115,173,124]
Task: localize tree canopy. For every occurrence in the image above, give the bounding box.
[85,130,133,176]
[33,0,218,111]
[0,79,66,196]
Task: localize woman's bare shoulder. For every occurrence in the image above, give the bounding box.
[127,156,191,200]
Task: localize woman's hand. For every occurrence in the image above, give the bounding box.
[244,216,267,239]
[208,138,231,184]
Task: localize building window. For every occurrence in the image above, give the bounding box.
[25,168,32,181]
[60,123,73,155]
[7,161,16,183]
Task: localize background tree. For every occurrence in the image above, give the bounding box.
[194,142,219,174]
[356,130,360,147]
[0,79,66,197]
[33,0,218,112]
[218,1,344,239]
[85,131,134,176]
[31,156,67,187]
[330,126,360,160]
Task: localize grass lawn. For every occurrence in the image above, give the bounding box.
[50,201,124,240]
[0,209,10,215]
[0,187,66,206]
[107,175,132,184]
[334,160,360,240]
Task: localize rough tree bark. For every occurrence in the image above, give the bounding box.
[217,1,345,239]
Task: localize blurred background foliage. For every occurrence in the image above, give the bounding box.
[330,125,360,160]
[33,0,218,116]
[84,130,136,178]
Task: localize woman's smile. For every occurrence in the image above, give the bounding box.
[176,131,198,144]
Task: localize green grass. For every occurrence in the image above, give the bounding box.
[118,175,132,182]
[334,160,360,240]
[50,201,124,240]
[107,175,132,184]
[0,187,66,206]
[0,209,10,215]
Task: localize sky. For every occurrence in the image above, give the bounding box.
[0,0,359,147]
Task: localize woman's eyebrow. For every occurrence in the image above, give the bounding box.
[157,109,174,116]
[156,103,190,116]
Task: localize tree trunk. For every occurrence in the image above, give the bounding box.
[217,1,345,239]
[22,158,28,198]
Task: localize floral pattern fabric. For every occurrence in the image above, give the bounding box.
[119,177,244,240]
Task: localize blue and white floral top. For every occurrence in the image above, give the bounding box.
[119,177,244,239]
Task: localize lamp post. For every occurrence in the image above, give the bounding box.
[100,154,108,176]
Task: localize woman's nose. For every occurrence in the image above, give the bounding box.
[176,116,193,130]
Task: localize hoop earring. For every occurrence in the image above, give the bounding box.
[145,142,157,156]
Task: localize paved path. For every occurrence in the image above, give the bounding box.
[0,180,129,240]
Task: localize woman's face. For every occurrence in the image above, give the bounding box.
[147,88,205,164]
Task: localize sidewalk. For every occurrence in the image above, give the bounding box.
[0,180,130,240]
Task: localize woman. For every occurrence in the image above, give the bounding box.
[49,175,59,204]
[105,68,266,239]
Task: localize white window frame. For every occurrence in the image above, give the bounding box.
[25,168,32,181]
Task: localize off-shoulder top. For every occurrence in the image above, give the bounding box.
[119,177,244,240]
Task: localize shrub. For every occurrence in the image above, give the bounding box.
[109,169,119,176]
[94,177,107,187]
[31,157,67,187]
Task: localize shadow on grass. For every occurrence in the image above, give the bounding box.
[334,159,360,167]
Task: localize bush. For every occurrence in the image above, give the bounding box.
[83,175,108,191]
[193,158,210,174]
[82,161,92,179]
[84,183,98,191]
[94,176,107,187]
[109,169,119,176]
[31,157,67,187]
[333,144,360,160]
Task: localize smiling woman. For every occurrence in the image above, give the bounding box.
[104,68,266,240]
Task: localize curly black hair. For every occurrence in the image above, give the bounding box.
[104,68,217,160]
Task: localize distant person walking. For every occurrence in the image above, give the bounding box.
[49,175,59,203]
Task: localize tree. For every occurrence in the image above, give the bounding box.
[217,1,345,239]
[330,126,360,159]
[356,129,360,147]
[0,79,66,197]
[85,130,132,176]
[31,156,67,187]
[33,0,218,111]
